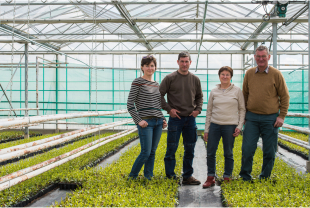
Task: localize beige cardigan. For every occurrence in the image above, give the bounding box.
[204,84,246,133]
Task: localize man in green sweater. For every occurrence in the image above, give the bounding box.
[239,45,290,181]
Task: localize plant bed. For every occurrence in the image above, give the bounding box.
[278,131,309,159]
[204,135,310,207]
[0,132,138,207]
[0,134,94,166]
[54,133,184,207]
[80,135,138,169]
[278,142,308,160]
[0,133,61,150]
[0,131,41,144]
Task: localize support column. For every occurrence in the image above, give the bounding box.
[36,56,39,116]
[273,23,277,68]
[307,0,310,173]
[273,22,278,152]
[254,42,258,55]
[24,43,29,139]
[65,55,68,130]
[55,54,59,133]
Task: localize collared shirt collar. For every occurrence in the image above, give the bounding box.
[255,65,269,74]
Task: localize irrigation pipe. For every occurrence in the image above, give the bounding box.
[286,113,310,118]
[0,109,128,129]
[0,119,133,162]
[0,127,136,184]
[282,124,310,135]
[278,133,310,150]
[0,108,39,112]
[0,127,137,191]
[0,119,132,155]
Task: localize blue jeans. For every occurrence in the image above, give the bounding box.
[129,118,163,180]
[207,123,236,178]
[239,111,279,181]
[164,116,198,179]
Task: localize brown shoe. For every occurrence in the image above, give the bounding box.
[202,176,215,188]
[182,176,201,185]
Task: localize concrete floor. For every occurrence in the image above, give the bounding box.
[27,188,72,207]
[97,139,139,168]
[178,137,223,207]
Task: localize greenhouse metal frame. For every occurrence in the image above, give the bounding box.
[0,0,309,132]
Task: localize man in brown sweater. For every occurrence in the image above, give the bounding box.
[159,51,203,185]
[239,45,290,181]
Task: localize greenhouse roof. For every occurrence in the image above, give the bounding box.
[0,0,308,55]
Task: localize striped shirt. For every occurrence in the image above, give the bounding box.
[127,77,165,125]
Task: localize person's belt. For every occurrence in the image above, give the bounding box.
[141,116,158,120]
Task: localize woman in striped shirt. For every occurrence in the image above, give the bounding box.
[127,55,167,180]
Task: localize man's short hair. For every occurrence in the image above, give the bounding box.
[178,51,191,61]
[218,66,233,78]
[255,45,270,55]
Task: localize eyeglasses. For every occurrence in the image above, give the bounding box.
[142,55,154,59]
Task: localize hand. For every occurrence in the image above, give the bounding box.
[232,128,241,137]
[203,133,208,142]
[169,109,181,119]
[163,120,168,129]
[189,110,199,118]
[244,120,246,124]
[274,117,284,128]
[138,120,148,128]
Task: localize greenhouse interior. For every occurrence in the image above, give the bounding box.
[0,0,310,207]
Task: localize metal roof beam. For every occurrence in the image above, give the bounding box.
[1,38,307,43]
[0,24,60,51]
[0,17,308,24]
[0,33,306,36]
[113,2,152,51]
[241,5,276,50]
[0,50,307,55]
[0,1,307,6]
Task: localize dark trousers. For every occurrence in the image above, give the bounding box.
[239,111,279,181]
[164,116,198,179]
[207,123,236,178]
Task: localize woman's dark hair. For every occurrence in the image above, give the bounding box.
[141,55,157,70]
[218,66,233,77]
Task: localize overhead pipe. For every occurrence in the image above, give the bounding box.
[0,109,128,129]
[0,108,39,112]
[0,127,137,191]
[282,124,310,135]
[0,119,133,162]
[0,123,39,131]
[286,113,310,118]
[0,119,132,155]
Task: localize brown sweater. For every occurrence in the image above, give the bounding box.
[243,66,290,119]
[159,70,203,116]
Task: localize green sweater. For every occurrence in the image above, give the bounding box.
[242,66,290,119]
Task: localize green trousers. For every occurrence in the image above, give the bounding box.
[239,111,279,181]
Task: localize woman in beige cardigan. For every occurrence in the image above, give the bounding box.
[202,66,246,188]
